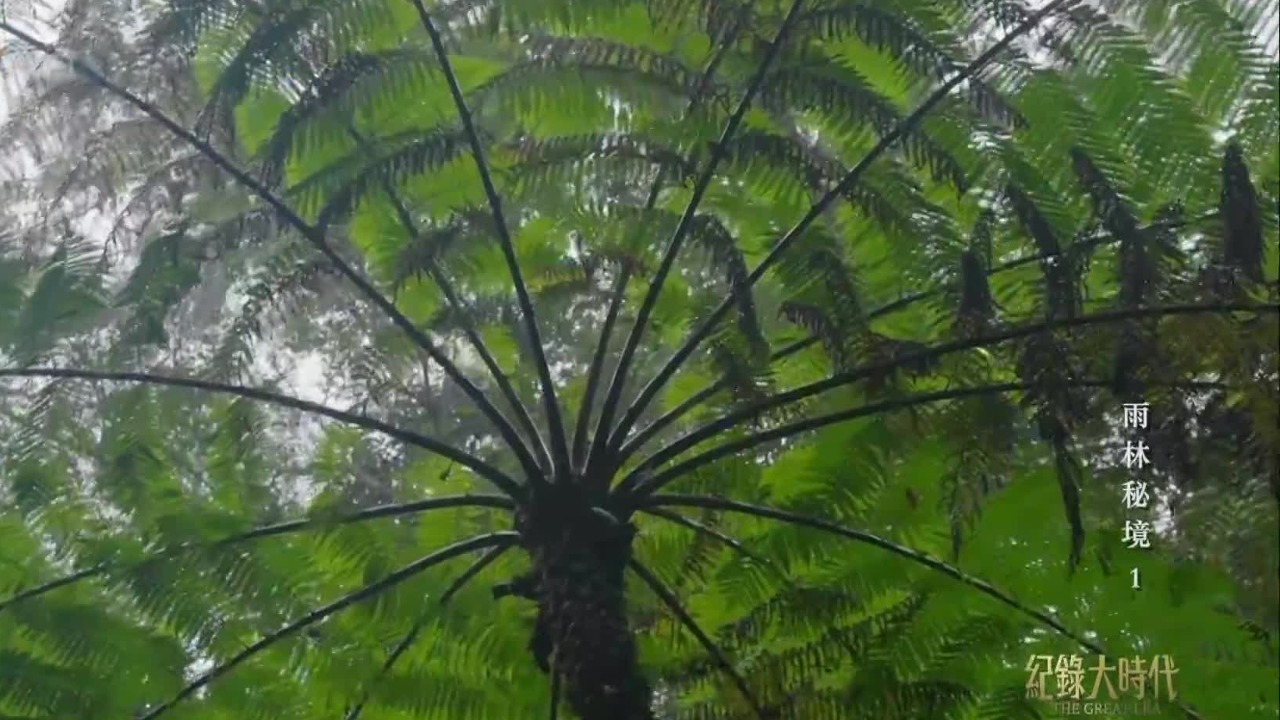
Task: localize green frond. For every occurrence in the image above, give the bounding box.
[293,126,472,224]
[469,34,712,125]
[2,0,1277,717]
[684,213,766,352]
[756,55,970,192]
[1005,182,1083,320]
[255,48,447,185]
[7,237,108,364]
[799,1,1023,128]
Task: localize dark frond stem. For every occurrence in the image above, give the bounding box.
[575,23,746,480]
[639,508,790,583]
[347,125,552,477]
[613,303,1278,474]
[574,267,631,475]
[627,211,1218,452]
[342,542,514,720]
[439,544,514,605]
[606,0,1080,457]
[627,559,768,719]
[867,211,1217,319]
[625,377,1229,499]
[584,0,809,481]
[0,367,522,496]
[647,494,1212,720]
[626,381,1091,498]
[0,20,545,484]
[408,0,570,478]
[137,532,519,720]
[0,567,103,614]
[0,494,514,614]
[342,626,424,720]
[641,495,1104,652]
[626,336,817,453]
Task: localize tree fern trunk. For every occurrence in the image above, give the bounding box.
[522,496,653,720]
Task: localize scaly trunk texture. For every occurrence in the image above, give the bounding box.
[519,488,653,720]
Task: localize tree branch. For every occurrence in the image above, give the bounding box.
[137,532,519,720]
[639,495,1105,654]
[584,0,808,482]
[342,542,514,720]
[627,558,768,719]
[574,22,746,481]
[407,0,571,478]
[0,19,545,483]
[346,125,551,478]
[0,494,513,614]
[606,0,1080,457]
[614,302,1279,472]
[0,366,524,497]
[626,211,1221,451]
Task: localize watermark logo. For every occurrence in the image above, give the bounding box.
[1026,653,1178,716]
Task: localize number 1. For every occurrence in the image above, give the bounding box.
[1130,568,1141,589]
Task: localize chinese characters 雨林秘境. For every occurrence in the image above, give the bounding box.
[1121,402,1153,589]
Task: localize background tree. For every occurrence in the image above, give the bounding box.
[1,0,1277,718]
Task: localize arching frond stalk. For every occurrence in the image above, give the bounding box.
[613,303,1278,472]
[625,375,1231,499]
[623,381,1097,498]
[640,508,789,582]
[575,266,632,474]
[627,336,817,455]
[438,545,515,606]
[628,210,1222,453]
[638,496,1103,654]
[408,0,571,478]
[0,366,522,496]
[0,495,514,613]
[343,541,515,720]
[627,559,768,719]
[584,0,809,481]
[606,0,1081,457]
[342,624,425,720]
[0,567,103,615]
[0,19,546,484]
[137,532,520,720]
[347,125,552,477]
[574,25,745,479]
[866,210,1219,322]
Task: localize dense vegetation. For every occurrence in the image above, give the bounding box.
[0,0,1277,718]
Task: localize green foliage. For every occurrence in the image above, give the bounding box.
[0,0,1277,718]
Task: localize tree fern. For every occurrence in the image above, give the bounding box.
[1,0,1277,718]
